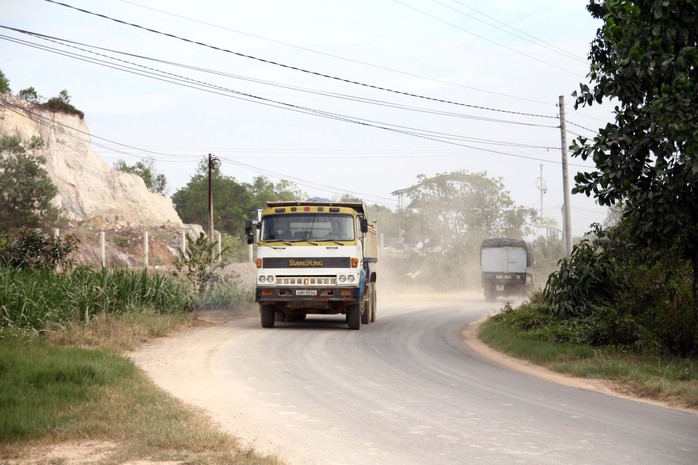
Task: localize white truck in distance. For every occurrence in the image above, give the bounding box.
[246,200,378,330]
[480,238,533,301]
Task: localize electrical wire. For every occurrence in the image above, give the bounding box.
[0,28,561,153]
[0,29,559,131]
[435,0,588,63]
[116,0,555,106]
[392,0,583,76]
[41,0,559,120]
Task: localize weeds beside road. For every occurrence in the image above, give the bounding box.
[479,303,698,411]
[0,265,280,465]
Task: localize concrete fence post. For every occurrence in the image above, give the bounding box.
[143,231,149,268]
[100,231,106,268]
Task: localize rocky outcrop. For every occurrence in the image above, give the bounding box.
[0,94,183,227]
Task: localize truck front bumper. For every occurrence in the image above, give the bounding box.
[256,286,360,304]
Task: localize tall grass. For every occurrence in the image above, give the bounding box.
[0,267,194,331]
[196,276,254,309]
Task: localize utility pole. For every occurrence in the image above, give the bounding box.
[559,95,572,257]
[207,153,221,265]
[536,163,547,236]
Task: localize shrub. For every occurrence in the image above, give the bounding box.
[0,228,78,271]
[0,69,10,93]
[173,233,228,294]
[544,240,615,318]
[41,90,84,119]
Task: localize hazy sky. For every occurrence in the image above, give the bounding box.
[1,0,612,236]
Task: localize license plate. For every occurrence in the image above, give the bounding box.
[296,290,317,296]
[496,285,504,291]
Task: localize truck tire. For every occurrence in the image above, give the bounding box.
[370,283,377,322]
[260,304,275,328]
[361,286,371,325]
[346,304,361,330]
[484,288,496,302]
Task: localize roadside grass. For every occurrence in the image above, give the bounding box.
[0,265,280,464]
[0,329,281,464]
[0,267,193,331]
[479,311,698,410]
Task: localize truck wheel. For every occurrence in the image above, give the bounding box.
[484,288,496,302]
[260,304,275,328]
[346,304,361,330]
[361,286,371,325]
[370,283,377,322]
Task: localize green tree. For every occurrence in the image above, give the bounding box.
[531,234,565,287]
[114,158,168,195]
[171,159,253,238]
[172,160,304,242]
[247,176,305,205]
[17,87,42,103]
[404,171,534,249]
[0,135,61,232]
[572,0,698,295]
[0,69,10,93]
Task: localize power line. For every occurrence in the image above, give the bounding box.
[116,0,554,106]
[41,0,558,120]
[436,0,587,63]
[0,28,559,131]
[392,0,582,76]
[0,28,560,153]
[0,97,398,205]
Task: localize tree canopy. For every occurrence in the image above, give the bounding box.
[114,158,168,195]
[0,135,61,232]
[171,159,304,239]
[402,171,535,249]
[571,0,698,277]
[0,69,10,94]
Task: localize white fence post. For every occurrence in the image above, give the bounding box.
[100,231,106,268]
[143,231,149,268]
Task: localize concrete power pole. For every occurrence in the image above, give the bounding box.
[559,95,572,257]
[536,164,547,236]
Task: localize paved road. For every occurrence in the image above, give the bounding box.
[134,293,698,465]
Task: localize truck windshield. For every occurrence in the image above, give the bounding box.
[261,214,355,242]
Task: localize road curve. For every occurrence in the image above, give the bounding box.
[132,293,698,465]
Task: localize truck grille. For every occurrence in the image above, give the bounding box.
[276,276,337,286]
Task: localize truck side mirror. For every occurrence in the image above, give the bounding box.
[359,218,368,234]
[245,220,255,245]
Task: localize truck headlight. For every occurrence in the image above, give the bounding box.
[338,275,346,283]
[347,275,355,283]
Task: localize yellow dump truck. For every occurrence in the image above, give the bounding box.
[246,200,378,330]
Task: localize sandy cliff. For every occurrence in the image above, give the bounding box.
[0,94,183,227]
